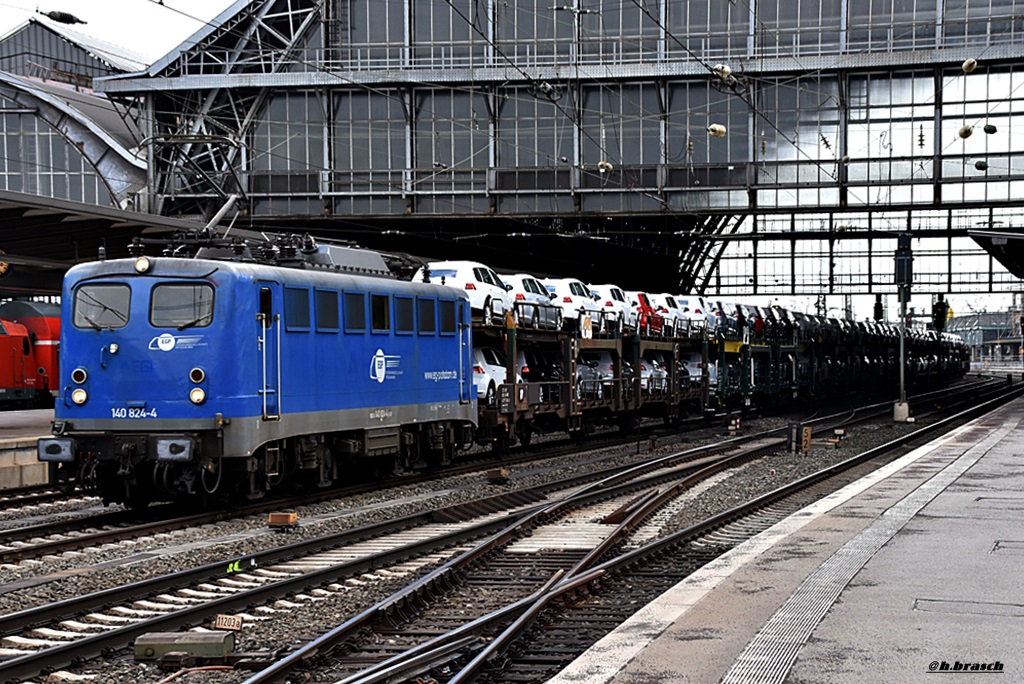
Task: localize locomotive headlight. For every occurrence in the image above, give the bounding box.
[71,367,88,384]
[108,343,119,354]
[71,388,88,405]
[134,256,151,273]
[189,387,206,405]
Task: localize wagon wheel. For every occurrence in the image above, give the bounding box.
[517,420,532,447]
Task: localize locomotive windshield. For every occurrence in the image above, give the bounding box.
[150,283,215,330]
[73,284,130,330]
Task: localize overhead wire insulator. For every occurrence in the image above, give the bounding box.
[975,160,989,171]
[984,124,998,134]
[819,133,832,151]
[40,10,86,24]
[958,125,974,139]
[707,124,727,138]
[962,58,979,74]
[597,160,614,173]
[918,125,926,149]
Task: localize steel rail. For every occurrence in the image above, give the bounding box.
[0,382,993,682]
[237,439,787,684]
[446,384,1024,684]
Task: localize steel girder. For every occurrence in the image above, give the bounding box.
[0,73,145,204]
[143,0,320,217]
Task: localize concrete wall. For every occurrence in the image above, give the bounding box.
[0,438,49,488]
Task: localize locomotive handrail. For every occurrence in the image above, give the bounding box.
[258,311,268,419]
[275,313,281,417]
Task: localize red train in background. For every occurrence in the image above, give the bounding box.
[0,301,60,407]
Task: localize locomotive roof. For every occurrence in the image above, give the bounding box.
[64,257,471,302]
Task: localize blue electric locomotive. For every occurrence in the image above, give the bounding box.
[39,237,476,506]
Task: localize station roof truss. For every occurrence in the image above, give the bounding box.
[85,0,1024,296]
[969,229,1024,280]
[0,189,206,294]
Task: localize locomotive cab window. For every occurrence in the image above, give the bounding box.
[74,283,130,330]
[315,289,339,332]
[395,296,414,334]
[150,284,214,329]
[284,287,311,330]
[259,287,273,328]
[344,292,366,333]
[418,297,436,335]
[371,294,391,333]
[439,300,456,335]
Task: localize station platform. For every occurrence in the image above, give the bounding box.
[0,409,52,488]
[549,398,1024,683]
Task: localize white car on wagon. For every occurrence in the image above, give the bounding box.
[541,277,606,334]
[674,295,715,333]
[472,346,522,406]
[646,293,687,337]
[501,273,563,330]
[588,283,636,333]
[412,260,513,325]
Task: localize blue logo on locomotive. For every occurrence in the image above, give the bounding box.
[148,333,206,352]
[370,349,401,383]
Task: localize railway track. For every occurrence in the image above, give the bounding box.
[0,411,725,566]
[0,378,993,566]
[236,382,1019,684]
[0,380,1000,683]
[0,429,787,681]
[0,483,97,512]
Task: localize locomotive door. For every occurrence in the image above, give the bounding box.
[459,300,471,402]
[257,282,281,419]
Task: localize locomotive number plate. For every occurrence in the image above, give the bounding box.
[111,407,159,419]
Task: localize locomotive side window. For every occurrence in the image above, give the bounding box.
[371,294,391,333]
[439,300,456,335]
[395,296,414,334]
[74,284,130,330]
[151,284,214,329]
[284,287,311,330]
[315,289,339,332]
[418,297,436,335]
[344,292,366,333]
